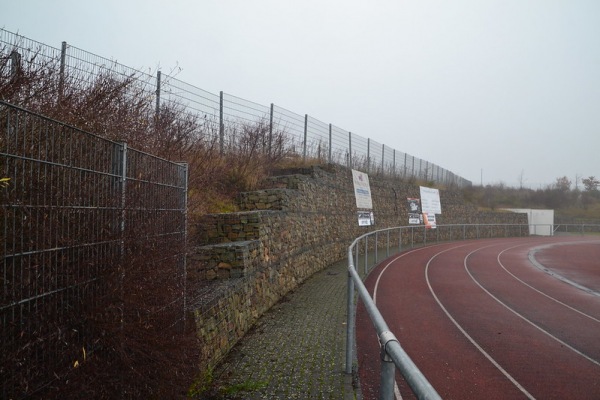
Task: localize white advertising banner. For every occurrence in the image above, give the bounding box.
[352,169,373,209]
[419,186,442,215]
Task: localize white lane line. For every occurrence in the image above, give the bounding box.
[464,247,600,368]
[372,242,468,400]
[425,243,537,400]
[394,382,403,400]
[372,238,600,399]
[496,243,600,323]
[373,245,449,304]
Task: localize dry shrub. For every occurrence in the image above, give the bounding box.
[223,118,292,193]
[1,39,300,398]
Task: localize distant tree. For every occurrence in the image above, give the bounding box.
[555,176,571,192]
[582,176,600,192]
[580,176,600,210]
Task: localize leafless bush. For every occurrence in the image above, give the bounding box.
[1,36,308,398]
[223,118,293,193]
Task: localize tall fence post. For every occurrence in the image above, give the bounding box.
[58,41,67,102]
[348,131,353,169]
[269,103,274,157]
[118,142,128,329]
[303,114,308,161]
[219,91,224,155]
[328,123,332,164]
[9,49,21,78]
[381,144,385,175]
[178,162,188,331]
[367,138,371,173]
[155,70,161,119]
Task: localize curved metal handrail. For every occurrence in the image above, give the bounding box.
[345,223,600,399]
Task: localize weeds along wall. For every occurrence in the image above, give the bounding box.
[189,164,527,373]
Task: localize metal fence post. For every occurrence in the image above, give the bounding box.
[348,131,353,169]
[303,114,308,161]
[178,162,188,331]
[269,103,274,157]
[219,91,224,155]
[155,70,161,118]
[58,41,67,102]
[9,49,21,78]
[367,138,371,173]
[118,142,128,329]
[328,123,332,164]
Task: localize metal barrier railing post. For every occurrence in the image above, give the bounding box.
[386,230,390,258]
[398,227,402,253]
[380,354,396,400]
[375,231,378,264]
[346,257,355,374]
[364,236,368,274]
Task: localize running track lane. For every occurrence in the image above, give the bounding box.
[355,236,600,400]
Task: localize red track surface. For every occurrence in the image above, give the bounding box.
[356,236,600,400]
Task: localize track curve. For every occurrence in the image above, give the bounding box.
[355,236,600,400]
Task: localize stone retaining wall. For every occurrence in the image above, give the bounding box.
[189,164,527,373]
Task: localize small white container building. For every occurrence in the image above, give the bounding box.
[504,209,555,236]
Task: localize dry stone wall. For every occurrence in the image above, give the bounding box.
[189,164,527,373]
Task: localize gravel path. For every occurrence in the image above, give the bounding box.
[209,259,358,399]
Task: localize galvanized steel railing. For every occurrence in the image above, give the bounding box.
[345,223,600,400]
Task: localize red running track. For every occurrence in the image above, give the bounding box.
[356,235,600,400]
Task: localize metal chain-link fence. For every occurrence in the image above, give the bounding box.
[1,28,471,187]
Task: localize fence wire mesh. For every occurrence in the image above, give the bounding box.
[0,101,187,398]
[0,27,471,187]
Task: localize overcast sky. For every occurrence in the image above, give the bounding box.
[4,0,600,188]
